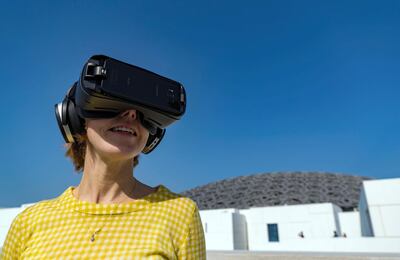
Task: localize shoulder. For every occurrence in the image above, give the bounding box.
[156,185,199,216]
[3,197,60,247]
[12,196,60,226]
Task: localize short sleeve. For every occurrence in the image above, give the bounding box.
[1,214,25,260]
[177,206,206,260]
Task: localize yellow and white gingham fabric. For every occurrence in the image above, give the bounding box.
[1,185,206,259]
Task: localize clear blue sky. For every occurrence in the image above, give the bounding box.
[1,1,399,207]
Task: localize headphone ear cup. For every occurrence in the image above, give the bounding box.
[142,128,166,154]
[55,99,71,143]
[55,82,85,143]
[67,99,85,141]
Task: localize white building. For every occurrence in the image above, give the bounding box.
[359,178,400,238]
[200,208,248,250]
[198,178,400,253]
[1,178,400,253]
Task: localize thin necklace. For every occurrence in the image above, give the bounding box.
[77,179,138,243]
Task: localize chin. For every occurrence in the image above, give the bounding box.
[104,145,141,158]
[89,140,142,161]
[97,150,138,163]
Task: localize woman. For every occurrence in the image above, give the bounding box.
[1,108,206,259]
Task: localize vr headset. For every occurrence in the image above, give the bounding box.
[55,55,186,154]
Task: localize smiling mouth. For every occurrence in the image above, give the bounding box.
[108,126,137,136]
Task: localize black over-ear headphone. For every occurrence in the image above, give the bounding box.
[55,83,165,154]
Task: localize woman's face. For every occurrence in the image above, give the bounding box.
[85,109,149,161]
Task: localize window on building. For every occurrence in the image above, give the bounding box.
[267,223,279,242]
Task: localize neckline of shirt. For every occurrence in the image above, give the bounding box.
[56,185,167,215]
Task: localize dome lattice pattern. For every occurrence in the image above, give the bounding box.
[181,172,371,211]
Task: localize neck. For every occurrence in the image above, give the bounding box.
[74,144,137,204]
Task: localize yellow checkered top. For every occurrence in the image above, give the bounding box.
[1,185,206,259]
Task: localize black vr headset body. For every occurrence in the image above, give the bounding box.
[55,55,186,154]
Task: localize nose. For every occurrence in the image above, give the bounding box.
[120,109,137,120]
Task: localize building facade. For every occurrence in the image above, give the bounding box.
[198,178,400,253]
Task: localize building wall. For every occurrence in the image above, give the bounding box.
[240,203,341,250]
[332,204,342,236]
[199,208,235,250]
[361,178,400,237]
[232,210,248,250]
[338,211,361,237]
[359,186,374,236]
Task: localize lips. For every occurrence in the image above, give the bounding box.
[108,125,137,136]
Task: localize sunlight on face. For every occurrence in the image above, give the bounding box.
[85,110,149,161]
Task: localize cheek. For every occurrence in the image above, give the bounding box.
[139,128,150,143]
[137,131,149,150]
[86,128,106,147]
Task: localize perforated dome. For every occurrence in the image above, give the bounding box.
[180,172,371,211]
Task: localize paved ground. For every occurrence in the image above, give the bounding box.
[207,251,400,260]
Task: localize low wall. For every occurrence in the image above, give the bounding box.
[249,237,400,254]
[207,251,400,260]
